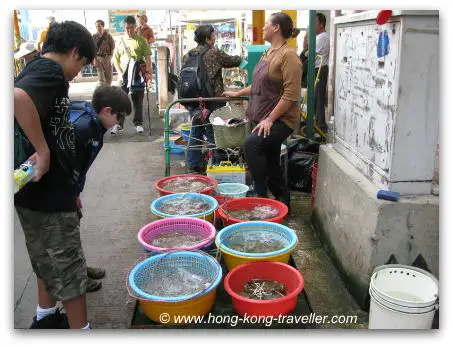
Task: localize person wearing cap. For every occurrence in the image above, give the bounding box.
[92,20,115,86]
[14,42,39,63]
[136,14,155,45]
[37,16,56,52]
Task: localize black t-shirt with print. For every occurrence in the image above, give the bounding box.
[14,56,79,212]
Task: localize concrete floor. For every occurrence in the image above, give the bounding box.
[288,191,369,328]
[14,81,368,329]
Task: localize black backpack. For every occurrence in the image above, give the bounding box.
[177,46,214,100]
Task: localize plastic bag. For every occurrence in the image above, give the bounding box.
[287,137,320,156]
[287,138,319,192]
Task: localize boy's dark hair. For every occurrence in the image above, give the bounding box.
[270,12,294,39]
[316,13,327,29]
[92,86,132,115]
[42,21,96,64]
[95,20,105,27]
[124,16,136,26]
[194,25,215,45]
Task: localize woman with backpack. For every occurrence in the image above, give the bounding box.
[223,13,302,210]
[180,25,242,174]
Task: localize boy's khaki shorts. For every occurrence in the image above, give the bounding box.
[16,207,88,302]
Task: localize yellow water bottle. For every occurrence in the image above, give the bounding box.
[14,159,36,194]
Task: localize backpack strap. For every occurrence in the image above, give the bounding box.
[69,101,97,124]
[200,46,210,56]
[96,32,108,56]
[197,46,214,97]
[188,45,209,58]
[120,36,133,60]
[69,101,102,195]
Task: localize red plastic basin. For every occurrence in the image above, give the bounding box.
[213,196,226,220]
[224,262,304,317]
[218,197,288,226]
[155,174,217,196]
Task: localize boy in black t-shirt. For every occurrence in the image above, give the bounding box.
[14,21,96,329]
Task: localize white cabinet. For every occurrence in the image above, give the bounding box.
[333,11,439,195]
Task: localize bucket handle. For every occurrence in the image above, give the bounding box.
[372,264,439,287]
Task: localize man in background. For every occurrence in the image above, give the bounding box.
[112,15,153,134]
[303,13,329,132]
[37,16,56,52]
[136,14,155,46]
[300,30,308,88]
[92,20,115,86]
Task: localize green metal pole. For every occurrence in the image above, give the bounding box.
[164,101,175,177]
[306,10,317,140]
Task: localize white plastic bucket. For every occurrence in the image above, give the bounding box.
[368,264,439,329]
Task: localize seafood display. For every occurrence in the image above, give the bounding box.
[151,232,207,249]
[158,197,211,216]
[161,177,211,193]
[239,279,286,300]
[225,233,286,253]
[144,268,212,297]
[226,205,280,221]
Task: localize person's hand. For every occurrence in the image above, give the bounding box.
[222,91,240,98]
[76,196,83,210]
[253,119,274,138]
[29,151,50,182]
[200,108,210,123]
[145,72,153,83]
[92,58,97,67]
[76,197,83,219]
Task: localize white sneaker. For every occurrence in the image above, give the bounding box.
[136,125,144,133]
[110,124,123,134]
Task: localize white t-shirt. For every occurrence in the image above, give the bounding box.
[315,31,329,67]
